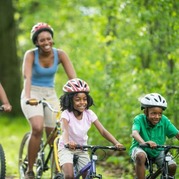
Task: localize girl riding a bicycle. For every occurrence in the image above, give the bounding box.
[129,93,179,179]
[58,78,125,179]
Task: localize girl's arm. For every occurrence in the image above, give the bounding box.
[61,118,70,144]
[93,119,124,148]
[61,118,76,149]
[58,50,76,79]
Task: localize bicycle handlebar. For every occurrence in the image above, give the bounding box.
[26,99,59,113]
[0,106,4,111]
[139,143,179,150]
[65,144,126,152]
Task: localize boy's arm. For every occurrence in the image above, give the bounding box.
[132,130,145,144]
[132,130,157,148]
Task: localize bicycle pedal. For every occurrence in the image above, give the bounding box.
[44,166,49,170]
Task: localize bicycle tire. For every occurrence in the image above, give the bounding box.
[0,144,6,179]
[18,132,30,179]
[35,138,45,179]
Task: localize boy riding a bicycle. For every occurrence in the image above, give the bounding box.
[129,93,179,179]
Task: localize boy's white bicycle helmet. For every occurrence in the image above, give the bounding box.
[63,78,90,93]
[139,93,167,110]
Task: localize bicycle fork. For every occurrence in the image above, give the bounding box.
[87,155,102,179]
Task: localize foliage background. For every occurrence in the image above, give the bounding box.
[1,0,179,178]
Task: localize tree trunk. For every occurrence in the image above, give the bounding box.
[0,0,22,116]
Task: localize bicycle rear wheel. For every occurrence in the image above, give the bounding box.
[18,132,30,179]
[0,144,6,179]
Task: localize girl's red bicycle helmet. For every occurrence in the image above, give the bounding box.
[63,78,90,93]
[31,22,54,44]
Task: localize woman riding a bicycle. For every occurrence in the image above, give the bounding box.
[58,78,125,179]
[20,22,76,179]
[129,93,179,179]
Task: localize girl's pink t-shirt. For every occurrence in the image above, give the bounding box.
[59,109,97,149]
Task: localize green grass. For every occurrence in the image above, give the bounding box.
[0,115,118,179]
[0,115,30,178]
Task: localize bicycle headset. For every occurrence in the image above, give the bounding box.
[31,22,54,45]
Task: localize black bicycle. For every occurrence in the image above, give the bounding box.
[139,143,179,179]
[18,99,61,179]
[0,106,6,179]
[55,144,126,179]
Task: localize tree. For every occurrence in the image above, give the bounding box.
[0,0,21,115]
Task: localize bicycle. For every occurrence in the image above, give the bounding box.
[139,143,179,179]
[18,99,62,179]
[0,106,6,179]
[54,144,126,179]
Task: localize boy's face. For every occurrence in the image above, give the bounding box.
[144,107,163,126]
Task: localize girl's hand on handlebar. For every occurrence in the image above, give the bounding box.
[66,141,77,150]
[115,143,125,150]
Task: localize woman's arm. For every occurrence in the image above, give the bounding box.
[22,50,34,99]
[58,50,76,79]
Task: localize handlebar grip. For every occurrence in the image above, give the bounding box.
[64,144,69,148]
[139,143,150,148]
[26,99,39,105]
[0,106,4,111]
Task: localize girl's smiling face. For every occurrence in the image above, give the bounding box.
[73,93,87,113]
[145,107,163,125]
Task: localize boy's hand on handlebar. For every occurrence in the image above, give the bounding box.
[146,141,157,149]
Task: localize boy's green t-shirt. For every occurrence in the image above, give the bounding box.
[129,114,179,158]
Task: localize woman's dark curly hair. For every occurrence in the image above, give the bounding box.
[60,92,94,111]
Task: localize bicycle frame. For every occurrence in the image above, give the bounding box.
[19,99,61,179]
[36,125,59,178]
[139,143,179,179]
[65,145,126,179]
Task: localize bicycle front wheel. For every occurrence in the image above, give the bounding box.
[0,144,6,179]
[19,132,30,179]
